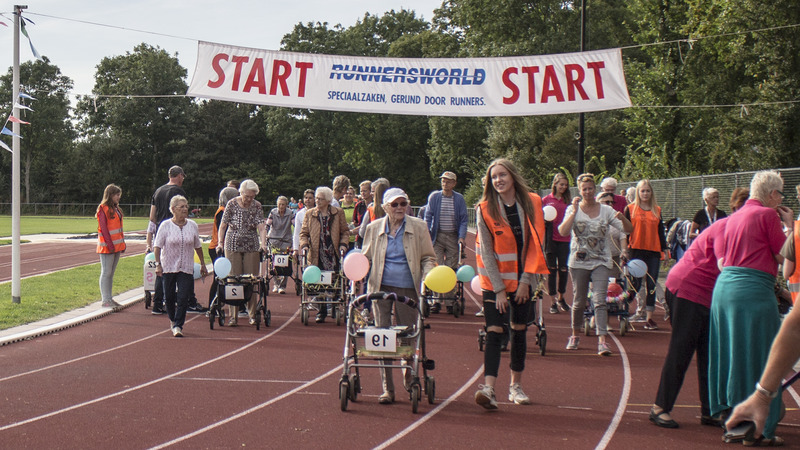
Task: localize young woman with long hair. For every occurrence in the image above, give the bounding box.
[96,184,126,309]
[542,173,571,314]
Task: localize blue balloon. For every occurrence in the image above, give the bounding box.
[303,265,322,284]
[193,263,202,280]
[456,265,476,283]
[214,257,232,278]
[144,252,155,262]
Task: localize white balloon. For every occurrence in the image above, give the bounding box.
[627,259,648,278]
[542,205,557,222]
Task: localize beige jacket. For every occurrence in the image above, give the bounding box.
[299,205,349,267]
[362,215,436,298]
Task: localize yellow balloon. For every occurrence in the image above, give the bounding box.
[424,265,457,293]
[194,252,201,264]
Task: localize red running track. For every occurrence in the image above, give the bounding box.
[0,232,798,448]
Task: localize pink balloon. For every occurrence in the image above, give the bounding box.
[343,252,370,280]
[470,275,482,295]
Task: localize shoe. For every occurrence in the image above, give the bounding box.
[474,384,498,410]
[187,303,208,313]
[508,383,531,405]
[743,436,784,447]
[566,335,580,350]
[249,317,256,326]
[475,308,485,317]
[172,327,183,337]
[315,313,325,323]
[649,407,679,428]
[278,288,286,294]
[644,319,658,330]
[700,415,723,427]
[238,309,248,317]
[631,313,647,323]
[597,342,612,356]
[101,300,121,308]
[227,318,238,327]
[272,285,279,293]
[549,303,559,314]
[151,306,166,315]
[558,299,570,312]
[403,367,413,392]
[378,391,395,404]
[430,303,441,314]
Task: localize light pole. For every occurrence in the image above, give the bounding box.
[11,4,27,303]
[577,0,586,174]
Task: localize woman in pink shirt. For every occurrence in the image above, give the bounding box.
[708,171,793,445]
[542,173,571,314]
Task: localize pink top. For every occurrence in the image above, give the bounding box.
[665,218,727,308]
[719,198,785,276]
[612,194,627,214]
[542,193,570,242]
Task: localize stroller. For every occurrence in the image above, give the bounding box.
[339,292,435,413]
[582,278,632,336]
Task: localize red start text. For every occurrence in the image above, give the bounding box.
[207,53,313,97]
[502,61,606,105]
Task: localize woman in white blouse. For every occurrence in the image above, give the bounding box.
[154,195,207,337]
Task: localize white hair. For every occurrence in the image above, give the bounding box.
[169,195,188,212]
[315,186,333,202]
[702,187,719,202]
[749,170,783,204]
[600,177,618,189]
[239,179,259,195]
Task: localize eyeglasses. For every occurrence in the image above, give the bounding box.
[389,201,408,208]
[601,201,613,205]
[776,190,785,199]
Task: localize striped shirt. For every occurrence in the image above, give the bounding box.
[439,195,456,232]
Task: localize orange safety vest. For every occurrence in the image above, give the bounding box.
[628,204,662,253]
[368,204,376,221]
[788,221,800,305]
[209,205,225,249]
[475,193,548,293]
[97,204,126,253]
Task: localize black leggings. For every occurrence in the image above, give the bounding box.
[546,241,570,296]
[482,290,531,377]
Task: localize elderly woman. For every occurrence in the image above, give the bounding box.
[689,187,727,240]
[708,171,793,445]
[218,179,267,326]
[560,174,632,356]
[267,195,295,294]
[299,186,349,323]
[362,187,436,404]
[474,158,549,409]
[154,195,208,337]
[649,188,748,429]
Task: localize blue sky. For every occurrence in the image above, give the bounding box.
[0,1,440,98]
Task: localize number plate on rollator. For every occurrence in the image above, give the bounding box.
[225,285,245,300]
[365,329,397,353]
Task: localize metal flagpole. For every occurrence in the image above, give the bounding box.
[11,5,27,303]
[576,0,586,174]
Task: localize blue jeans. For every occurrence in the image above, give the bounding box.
[162,272,193,328]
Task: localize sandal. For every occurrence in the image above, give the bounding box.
[743,436,784,447]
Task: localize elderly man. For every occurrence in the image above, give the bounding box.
[600,177,629,214]
[424,171,468,313]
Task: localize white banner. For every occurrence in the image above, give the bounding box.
[188,41,631,117]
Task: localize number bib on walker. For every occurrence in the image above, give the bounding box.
[365,328,397,353]
[319,271,334,285]
[225,285,245,300]
[274,254,289,267]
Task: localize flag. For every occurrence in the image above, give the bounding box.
[13,102,33,112]
[0,140,10,153]
[18,92,37,101]
[1,127,22,138]
[19,19,42,61]
[7,116,30,125]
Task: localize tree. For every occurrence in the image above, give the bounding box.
[0,57,74,203]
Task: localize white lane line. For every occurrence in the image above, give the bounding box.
[173,377,309,384]
[594,333,631,450]
[0,310,299,431]
[787,385,800,408]
[149,364,343,449]
[375,366,483,450]
[0,315,202,383]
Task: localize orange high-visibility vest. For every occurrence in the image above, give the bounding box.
[788,221,800,305]
[97,204,126,253]
[475,192,548,293]
[209,206,225,249]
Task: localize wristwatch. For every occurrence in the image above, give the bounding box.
[755,381,778,399]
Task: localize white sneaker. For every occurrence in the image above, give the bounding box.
[508,383,531,405]
[566,335,580,350]
[272,285,279,293]
[278,288,286,294]
[475,308,485,317]
[172,327,183,337]
[474,384,498,410]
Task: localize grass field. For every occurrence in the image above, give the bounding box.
[0,215,212,236]
[0,242,211,330]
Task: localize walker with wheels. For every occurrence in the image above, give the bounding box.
[339,291,435,413]
[207,273,270,330]
[425,242,467,318]
[264,237,302,295]
[299,249,348,326]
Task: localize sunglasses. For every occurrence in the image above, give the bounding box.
[389,201,408,208]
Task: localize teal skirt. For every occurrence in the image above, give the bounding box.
[709,267,782,438]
